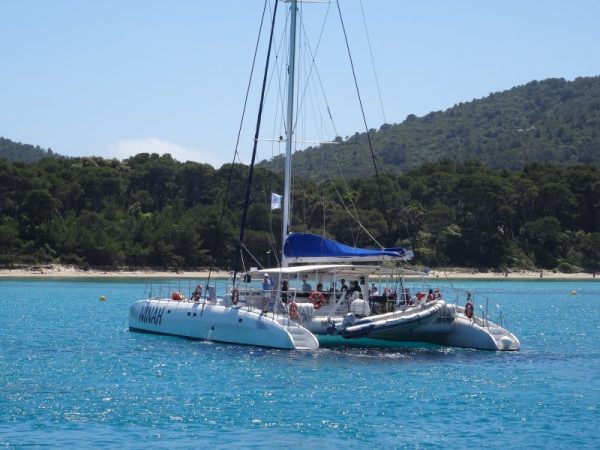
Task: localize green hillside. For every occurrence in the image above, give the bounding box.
[262,76,600,178]
[0,137,57,163]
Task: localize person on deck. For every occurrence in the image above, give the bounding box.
[400,288,411,305]
[301,276,312,292]
[191,284,202,301]
[340,279,348,293]
[348,280,362,298]
[262,274,272,312]
[281,280,289,304]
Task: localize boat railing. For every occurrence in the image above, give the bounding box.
[143,279,221,302]
[452,295,514,335]
[222,284,292,318]
[401,282,515,332]
[222,282,477,324]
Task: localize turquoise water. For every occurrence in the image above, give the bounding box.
[1,278,599,448]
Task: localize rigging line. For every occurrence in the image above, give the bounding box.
[301,63,330,237]
[299,63,365,233]
[264,20,289,264]
[205,0,269,286]
[264,170,281,268]
[325,138,372,245]
[292,5,370,235]
[264,11,290,120]
[269,26,287,161]
[287,42,360,245]
[300,21,339,138]
[306,80,370,244]
[304,39,329,143]
[334,0,392,240]
[232,0,280,284]
[264,20,289,184]
[359,0,386,123]
[240,242,267,270]
[325,168,384,248]
[293,1,331,133]
[323,146,362,238]
[263,0,288,150]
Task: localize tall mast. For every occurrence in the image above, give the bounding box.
[282,0,298,267]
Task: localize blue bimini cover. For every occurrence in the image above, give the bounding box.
[283,233,409,260]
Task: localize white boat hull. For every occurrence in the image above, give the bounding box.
[404,311,521,351]
[129,299,319,350]
[303,300,519,351]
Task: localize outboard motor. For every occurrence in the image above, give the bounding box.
[341,313,356,329]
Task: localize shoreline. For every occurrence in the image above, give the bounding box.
[0,265,230,279]
[0,265,597,280]
[426,269,597,280]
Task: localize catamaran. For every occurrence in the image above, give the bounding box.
[129,0,519,352]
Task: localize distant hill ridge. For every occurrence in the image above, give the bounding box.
[260,76,600,178]
[4,76,600,172]
[0,137,57,163]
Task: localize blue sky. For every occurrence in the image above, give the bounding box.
[2,0,599,168]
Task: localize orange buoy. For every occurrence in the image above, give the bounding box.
[308,291,325,309]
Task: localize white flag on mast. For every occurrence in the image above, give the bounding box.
[271,192,282,210]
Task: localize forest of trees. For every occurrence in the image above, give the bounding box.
[263,76,600,179]
[1,153,599,273]
[0,137,56,163]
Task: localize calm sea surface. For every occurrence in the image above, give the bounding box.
[1,278,599,449]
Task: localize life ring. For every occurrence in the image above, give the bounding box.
[289,302,299,320]
[231,288,239,305]
[465,301,474,319]
[308,291,325,309]
[171,292,182,301]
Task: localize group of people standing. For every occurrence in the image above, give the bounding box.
[303,277,363,298]
[260,274,364,308]
[256,273,448,314]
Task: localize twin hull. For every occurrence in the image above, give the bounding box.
[130,298,519,351]
[307,301,519,351]
[129,299,318,350]
[404,313,521,351]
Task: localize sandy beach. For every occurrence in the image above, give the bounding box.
[426,268,597,280]
[0,264,596,280]
[0,265,230,279]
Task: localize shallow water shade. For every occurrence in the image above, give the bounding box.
[1,278,599,448]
